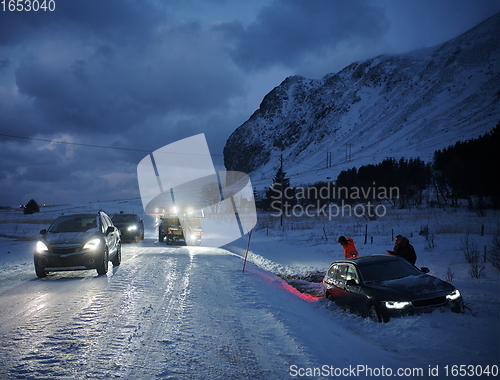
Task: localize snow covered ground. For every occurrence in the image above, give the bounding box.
[0,200,498,379]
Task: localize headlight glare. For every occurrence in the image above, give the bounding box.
[383,301,411,309]
[446,289,461,301]
[127,225,137,231]
[36,241,49,253]
[83,238,101,250]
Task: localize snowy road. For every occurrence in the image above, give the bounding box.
[1,242,309,379]
[4,241,397,380]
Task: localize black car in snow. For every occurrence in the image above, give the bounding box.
[34,211,121,278]
[323,255,463,322]
[111,213,144,242]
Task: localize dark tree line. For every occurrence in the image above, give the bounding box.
[334,157,432,208]
[433,123,499,210]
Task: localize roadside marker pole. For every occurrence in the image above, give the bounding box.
[242,229,253,273]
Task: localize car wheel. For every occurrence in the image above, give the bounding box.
[451,303,464,313]
[111,243,121,266]
[35,266,47,278]
[367,303,387,323]
[96,248,109,275]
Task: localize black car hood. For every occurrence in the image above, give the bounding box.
[364,274,455,300]
[44,231,100,246]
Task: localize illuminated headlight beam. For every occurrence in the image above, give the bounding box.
[36,241,49,253]
[446,289,461,301]
[83,238,101,250]
[383,301,412,309]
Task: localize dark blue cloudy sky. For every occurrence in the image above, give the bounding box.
[0,0,498,206]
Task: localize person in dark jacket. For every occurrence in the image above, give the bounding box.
[387,235,417,265]
[338,236,359,259]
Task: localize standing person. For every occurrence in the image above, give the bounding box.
[387,235,417,265]
[338,236,359,259]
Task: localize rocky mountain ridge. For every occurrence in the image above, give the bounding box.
[223,13,499,187]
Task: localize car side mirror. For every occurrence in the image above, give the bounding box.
[106,226,114,235]
[346,279,358,286]
[40,229,47,235]
[420,267,430,274]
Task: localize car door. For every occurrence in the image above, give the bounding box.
[334,264,353,307]
[324,264,342,299]
[100,212,119,255]
[325,264,350,307]
[343,264,366,313]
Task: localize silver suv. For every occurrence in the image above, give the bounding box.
[34,211,121,278]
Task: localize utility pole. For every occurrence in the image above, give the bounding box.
[345,144,352,162]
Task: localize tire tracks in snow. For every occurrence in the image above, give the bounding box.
[0,243,320,379]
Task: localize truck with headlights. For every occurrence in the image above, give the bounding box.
[157,207,204,246]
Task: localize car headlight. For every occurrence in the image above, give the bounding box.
[83,238,101,250]
[127,225,138,231]
[36,241,49,253]
[383,301,412,309]
[446,289,461,301]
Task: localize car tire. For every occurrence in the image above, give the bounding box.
[35,266,47,278]
[451,303,464,313]
[367,303,387,323]
[112,243,121,266]
[96,248,109,275]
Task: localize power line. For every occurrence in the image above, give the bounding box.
[0,133,224,157]
[0,132,345,194]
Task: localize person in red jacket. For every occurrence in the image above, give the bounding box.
[338,236,359,259]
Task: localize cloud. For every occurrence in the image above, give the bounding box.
[0,0,160,47]
[0,135,141,204]
[0,0,245,149]
[216,0,388,71]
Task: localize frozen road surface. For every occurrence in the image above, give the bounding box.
[0,240,427,379]
[0,242,320,379]
[1,243,298,379]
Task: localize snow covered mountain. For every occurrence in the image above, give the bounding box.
[223,13,500,186]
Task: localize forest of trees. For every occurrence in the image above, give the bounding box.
[259,123,499,213]
[433,123,499,210]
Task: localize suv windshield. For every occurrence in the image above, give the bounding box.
[359,259,422,283]
[48,215,98,233]
[112,215,137,223]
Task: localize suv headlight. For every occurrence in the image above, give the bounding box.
[83,238,101,250]
[383,301,412,309]
[36,241,49,253]
[446,289,461,301]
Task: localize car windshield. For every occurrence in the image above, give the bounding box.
[359,259,422,283]
[48,215,98,233]
[112,215,137,223]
